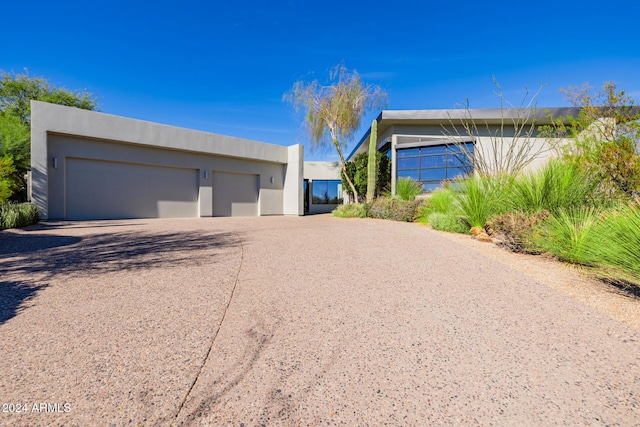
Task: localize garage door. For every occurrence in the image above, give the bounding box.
[212,171,259,217]
[65,158,199,220]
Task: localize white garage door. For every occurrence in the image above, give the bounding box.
[65,158,199,220]
[212,171,259,217]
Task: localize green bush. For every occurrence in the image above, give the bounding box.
[332,203,369,218]
[455,174,510,228]
[535,207,602,265]
[395,177,422,201]
[427,212,469,234]
[0,202,40,230]
[590,204,640,286]
[486,210,549,253]
[369,198,423,222]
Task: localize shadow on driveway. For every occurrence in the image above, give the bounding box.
[0,227,242,325]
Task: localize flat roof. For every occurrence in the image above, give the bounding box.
[347,107,580,160]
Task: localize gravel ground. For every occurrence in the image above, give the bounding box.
[1,215,639,426]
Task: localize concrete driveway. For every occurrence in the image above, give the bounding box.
[1,215,639,426]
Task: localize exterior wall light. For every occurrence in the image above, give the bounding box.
[270,176,274,184]
[204,170,209,179]
[53,157,59,169]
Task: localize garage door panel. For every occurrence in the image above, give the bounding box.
[66,158,198,220]
[212,171,258,217]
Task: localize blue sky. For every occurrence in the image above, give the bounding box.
[3,0,639,160]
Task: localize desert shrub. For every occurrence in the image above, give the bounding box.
[427,212,469,234]
[395,177,422,201]
[509,159,599,214]
[332,203,369,218]
[486,210,549,253]
[590,204,640,286]
[535,207,602,265]
[455,174,511,228]
[341,151,391,203]
[0,202,40,230]
[368,198,423,222]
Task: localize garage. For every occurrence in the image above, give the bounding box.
[31,102,304,219]
[212,171,259,217]
[65,158,199,220]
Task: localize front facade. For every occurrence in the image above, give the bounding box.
[348,108,578,195]
[31,101,304,220]
[31,103,577,221]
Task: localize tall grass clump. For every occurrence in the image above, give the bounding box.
[416,188,457,224]
[535,207,602,265]
[455,174,510,228]
[395,177,422,201]
[509,159,599,214]
[590,204,640,285]
[0,202,40,230]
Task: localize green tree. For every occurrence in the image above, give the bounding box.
[543,82,640,199]
[284,64,387,203]
[341,151,391,203]
[0,155,17,201]
[0,70,96,124]
[0,70,97,200]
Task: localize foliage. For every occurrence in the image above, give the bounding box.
[588,204,640,286]
[427,212,469,234]
[454,174,510,228]
[542,82,640,199]
[0,70,97,200]
[0,113,30,198]
[284,64,387,203]
[0,155,17,201]
[416,188,458,223]
[368,198,424,222]
[366,119,378,203]
[0,70,96,124]
[443,77,554,176]
[535,207,602,265]
[341,151,390,202]
[0,201,40,230]
[508,159,599,214]
[394,177,422,201]
[486,210,549,253]
[332,203,369,218]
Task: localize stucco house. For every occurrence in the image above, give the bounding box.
[30,101,578,220]
[347,108,578,197]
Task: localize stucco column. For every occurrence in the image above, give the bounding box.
[391,134,397,197]
[283,144,304,215]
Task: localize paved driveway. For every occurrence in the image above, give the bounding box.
[1,216,639,426]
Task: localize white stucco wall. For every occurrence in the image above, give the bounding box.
[31,101,304,219]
